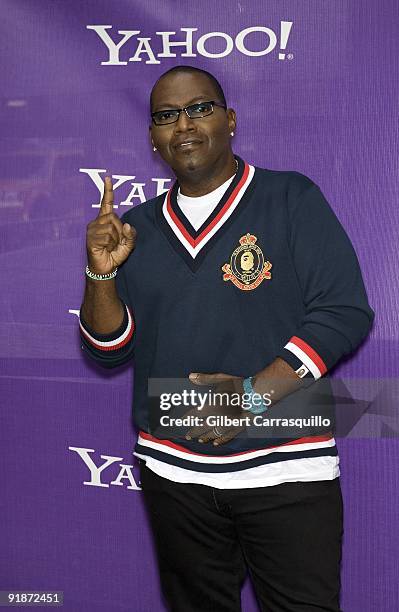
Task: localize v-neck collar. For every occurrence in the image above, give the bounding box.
[156,156,256,272]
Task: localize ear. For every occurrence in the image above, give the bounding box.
[226,108,236,135]
[149,124,155,147]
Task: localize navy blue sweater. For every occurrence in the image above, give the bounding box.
[80,156,374,471]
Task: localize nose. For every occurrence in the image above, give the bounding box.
[174,109,196,133]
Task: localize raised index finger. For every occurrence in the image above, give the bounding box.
[99,176,114,216]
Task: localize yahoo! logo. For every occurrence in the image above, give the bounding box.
[87,23,294,65]
[69,446,141,491]
[79,168,171,208]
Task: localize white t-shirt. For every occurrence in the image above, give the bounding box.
[177,174,236,230]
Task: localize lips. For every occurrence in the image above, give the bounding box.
[173,139,203,150]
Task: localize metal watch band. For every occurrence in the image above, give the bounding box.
[85,265,118,281]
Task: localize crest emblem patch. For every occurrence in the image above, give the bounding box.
[222,234,272,291]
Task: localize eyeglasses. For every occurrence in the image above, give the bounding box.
[151,101,227,126]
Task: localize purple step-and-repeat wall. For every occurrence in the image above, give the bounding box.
[1,1,398,610]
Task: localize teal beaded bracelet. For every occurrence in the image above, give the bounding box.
[242,376,269,415]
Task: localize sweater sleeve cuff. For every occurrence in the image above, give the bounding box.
[277,335,328,380]
[79,302,134,351]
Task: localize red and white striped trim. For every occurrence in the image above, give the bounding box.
[137,431,335,465]
[162,163,255,258]
[284,336,327,379]
[79,304,134,351]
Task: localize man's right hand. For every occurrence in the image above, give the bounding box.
[86,176,137,275]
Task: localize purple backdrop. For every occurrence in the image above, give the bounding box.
[1,1,398,610]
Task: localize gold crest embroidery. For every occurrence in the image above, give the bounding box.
[221,234,272,291]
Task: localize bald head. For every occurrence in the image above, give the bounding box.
[150,65,227,112]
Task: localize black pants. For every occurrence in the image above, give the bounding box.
[139,460,343,612]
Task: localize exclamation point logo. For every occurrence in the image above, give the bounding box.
[278,21,293,60]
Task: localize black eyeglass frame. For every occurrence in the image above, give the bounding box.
[151,100,227,126]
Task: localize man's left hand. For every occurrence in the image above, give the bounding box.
[185,372,250,446]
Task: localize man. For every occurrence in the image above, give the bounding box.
[79,66,374,612]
